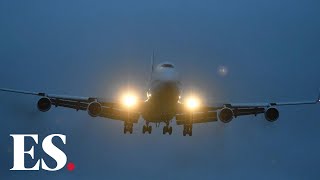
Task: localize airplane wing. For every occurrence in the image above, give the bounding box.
[0,88,142,123]
[176,91,320,125]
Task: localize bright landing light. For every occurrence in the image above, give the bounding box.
[186,96,201,110]
[122,93,137,108]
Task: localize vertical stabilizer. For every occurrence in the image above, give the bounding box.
[151,51,155,73]
[149,51,155,83]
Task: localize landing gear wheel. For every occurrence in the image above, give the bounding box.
[142,125,146,134]
[124,122,133,134]
[163,126,167,134]
[183,124,193,136]
[163,126,172,135]
[143,124,152,134]
[168,126,173,135]
[163,126,166,134]
[148,126,152,134]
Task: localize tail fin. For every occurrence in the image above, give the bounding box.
[151,51,155,73]
[149,51,155,83]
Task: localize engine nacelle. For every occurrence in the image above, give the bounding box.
[264,107,279,122]
[37,97,52,112]
[218,107,234,123]
[88,102,102,117]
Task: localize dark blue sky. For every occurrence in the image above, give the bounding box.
[0,0,320,179]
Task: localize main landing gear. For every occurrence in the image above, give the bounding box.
[142,122,152,134]
[183,124,192,136]
[163,122,173,135]
[124,122,133,134]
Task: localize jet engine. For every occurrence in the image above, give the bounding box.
[264,107,279,122]
[88,102,102,117]
[218,107,234,123]
[37,97,52,112]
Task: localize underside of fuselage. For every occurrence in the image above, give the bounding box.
[142,81,181,123]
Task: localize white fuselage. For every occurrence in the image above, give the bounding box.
[142,62,182,122]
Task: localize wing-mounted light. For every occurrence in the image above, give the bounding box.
[122,93,138,108]
[119,89,142,111]
[184,96,201,111]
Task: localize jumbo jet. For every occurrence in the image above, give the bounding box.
[1,60,319,136]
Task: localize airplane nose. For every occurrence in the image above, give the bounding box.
[158,70,179,82]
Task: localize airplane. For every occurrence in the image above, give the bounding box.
[1,59,319,136]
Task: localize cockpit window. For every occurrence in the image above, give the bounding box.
[161,64,174,68]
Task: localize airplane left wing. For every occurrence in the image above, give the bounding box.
[0,88,141,123]
[176,91,320,125]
